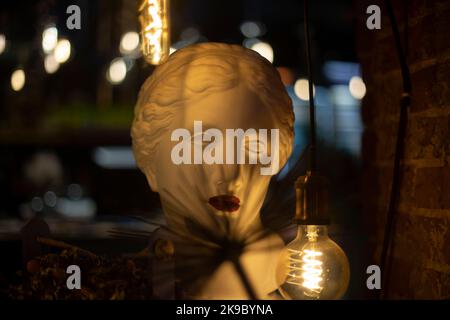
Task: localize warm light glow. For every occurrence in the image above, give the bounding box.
[44,54,60,74]
[139,0,170,65]
[349,76,366,99]
[301,250,323,290]
[294,79,315,101]
[120,31,140,54]
[285,248,324,299]
[0,34,6,55]
[11,69,25,91]
[107,58,127,84]
[250,41,274,63]
[42,27,58,53]
[277,225,350,300]
[54,39,71,63]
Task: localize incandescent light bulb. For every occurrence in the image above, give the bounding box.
[139,0,170,65]
[276,171,350,300]
[276,225,350,300]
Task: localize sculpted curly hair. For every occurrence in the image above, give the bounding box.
[131,42,294,175]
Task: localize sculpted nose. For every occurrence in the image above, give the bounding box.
[216,179,242,193]
[208,163,242,192]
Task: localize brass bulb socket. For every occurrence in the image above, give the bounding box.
[294,171,330,225]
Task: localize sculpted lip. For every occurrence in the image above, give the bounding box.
[208,195,240,212]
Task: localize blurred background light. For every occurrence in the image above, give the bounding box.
[31,196,44,212]
[180,27,200,42]
[44,191,58,207]
[323,60,361,84]
[169,27,204,52]
[56,198,96,219]
[243,37,259,49]
[120,31,140,54]
[42,26,58,53]
[67,183,83,200]
[349,76,366,99]
[331,85,356,107]
[11,69,25,91]
[329,85,363,155]
[93,146,136,169]
[294,78,315,101]
[44,53,60,74]
[170,40,190,51]
[54,39,71,63]
[0,34,6,54]
[240,21,266,38]
[250,41,273,63]
[107,58,127,84]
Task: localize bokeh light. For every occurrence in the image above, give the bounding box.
[44,54,60,74]
[294,78,315,101]
[250,41,274,63]
[31,197,44,212]
[44,191,58,207]
[0,34,6,55]
[54,39,71,63]
[120,31,140,54]
[349,76,366,99]
[42,27,58,53]
[11,69,25,91]
[107,58,127,84]
[240,21,266,38]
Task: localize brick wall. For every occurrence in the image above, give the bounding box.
[355,0,450,298]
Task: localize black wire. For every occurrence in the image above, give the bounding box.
[379,0,412,299]
[303,0,317,172]
[404,0,409,59]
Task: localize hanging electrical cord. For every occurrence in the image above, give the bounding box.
[303,0,317,171]
[379,0,411,299]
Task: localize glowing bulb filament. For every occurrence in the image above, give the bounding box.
[139,0,170,65]
[285,248,323,299]
[301,250,323,290]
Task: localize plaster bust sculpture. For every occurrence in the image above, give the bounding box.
[131,43,294,299]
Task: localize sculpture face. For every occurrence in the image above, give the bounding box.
[153,82,280,235]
